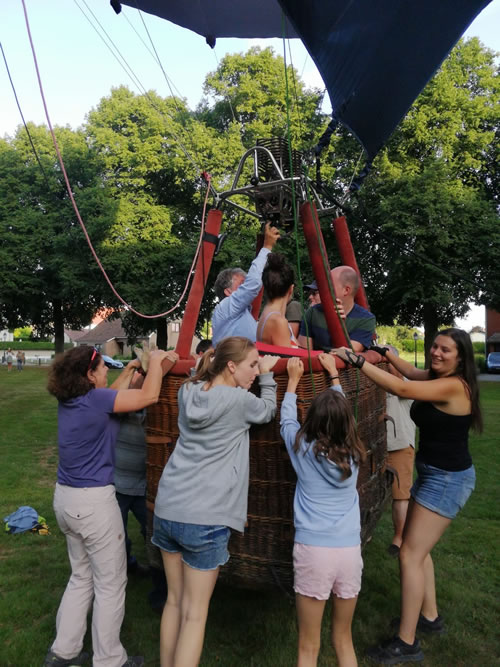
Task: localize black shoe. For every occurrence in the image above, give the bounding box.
[121,657,144,667]
[391,613,446,635]
[417,613,445,634]
[366,636,424,664]
[44,650,89,666]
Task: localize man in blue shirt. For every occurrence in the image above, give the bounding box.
[298,265,376,352]
[211,222,280,345]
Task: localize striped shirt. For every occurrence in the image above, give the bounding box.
[299,303,376,350]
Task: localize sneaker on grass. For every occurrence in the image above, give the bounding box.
[366,635,424,664]
[44,649,89,666]
[391,613,446,635]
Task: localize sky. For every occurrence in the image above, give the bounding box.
[1,0,498,330]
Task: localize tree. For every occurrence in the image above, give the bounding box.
[85,87,223,347]
[0,124,114,353]
[347,38,500,358]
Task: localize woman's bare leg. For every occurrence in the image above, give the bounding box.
[172,563,219,667]
[160,551,184,667]
[398,501,451,645]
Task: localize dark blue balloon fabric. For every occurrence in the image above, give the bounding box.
[119,0,491,159]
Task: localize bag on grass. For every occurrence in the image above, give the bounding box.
[4,505,49,534]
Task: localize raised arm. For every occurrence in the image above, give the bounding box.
[371,345,429,381]
[280,359,304,459]
[113,350,179,413]
[335,348,462,404]
[109,359,142,390]
[243,358,278,424]
[225,223,280,317]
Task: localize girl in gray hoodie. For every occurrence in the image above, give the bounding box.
[152,336,278,666]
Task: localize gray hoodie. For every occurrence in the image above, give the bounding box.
[154,372,277,532]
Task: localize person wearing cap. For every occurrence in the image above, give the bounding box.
[211,223,280,346]
[298,265,376,352]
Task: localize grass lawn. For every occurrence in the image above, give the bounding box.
[0,367,499,666]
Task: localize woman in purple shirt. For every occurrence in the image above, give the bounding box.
[44,345,177,667]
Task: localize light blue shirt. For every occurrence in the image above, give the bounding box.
[280,387,361,547]
[212,248,270,346]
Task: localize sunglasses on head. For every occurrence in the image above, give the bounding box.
[87,348,98,371]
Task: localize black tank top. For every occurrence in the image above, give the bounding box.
[410,401,472,472]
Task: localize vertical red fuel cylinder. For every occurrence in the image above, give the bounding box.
[250,232,265,320]
[175,209,223,359]
[332,215,369,310]
[300,202,348,348]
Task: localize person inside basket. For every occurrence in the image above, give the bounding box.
[298,266,376,352]
[335,328,481,665]
[257,253,299,348]
[281,354,365,667]
[383,346,416,558]
[152,336,278,667]
[45,345,178,667]
[211,222,280,346]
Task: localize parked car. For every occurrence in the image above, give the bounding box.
[101,354,124,370]
[486,352,500,374]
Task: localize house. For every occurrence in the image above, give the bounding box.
[75,314,200,358]
[0,329,14,343]
[76,318,154,357]
[486,308,500,354]
[468,326,486,345]
[64,329,88,345]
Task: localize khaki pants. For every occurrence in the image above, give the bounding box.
[51,484,128,667]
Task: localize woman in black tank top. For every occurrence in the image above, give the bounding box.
[335,328,482,664]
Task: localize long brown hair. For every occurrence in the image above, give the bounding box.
[294,389,365,479]
[429,327,482,432]
[47,346,100,402]
[187,336,255,385]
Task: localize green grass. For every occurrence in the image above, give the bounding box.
[0,368,499,666]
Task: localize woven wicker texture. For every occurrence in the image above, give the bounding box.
[146,361,391,588]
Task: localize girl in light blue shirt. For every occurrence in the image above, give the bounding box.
[281,354,365,667]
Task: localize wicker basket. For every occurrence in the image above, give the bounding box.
[145,358,391,589]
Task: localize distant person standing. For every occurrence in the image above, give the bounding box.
[6,349,13,372]
[16,350,23,371]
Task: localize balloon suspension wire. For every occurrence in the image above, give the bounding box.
[281,17,315,394]
[74,0,212,193]
[1,41,51,187]
[281,17,359,413]
[21,0,211,320]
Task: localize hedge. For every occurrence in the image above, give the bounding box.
[399,338,425,353]
[474,354,485,373]
[0,342,73,351]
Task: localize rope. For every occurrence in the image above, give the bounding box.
[20,0,211,320]
[281,16,316,394]
[0,41,50,186]
[74,0,205,181]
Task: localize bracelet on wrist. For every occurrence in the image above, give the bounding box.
[328,375,339,380]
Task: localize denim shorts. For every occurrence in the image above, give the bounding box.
[151,515,231,571]
[411,461,475,519]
